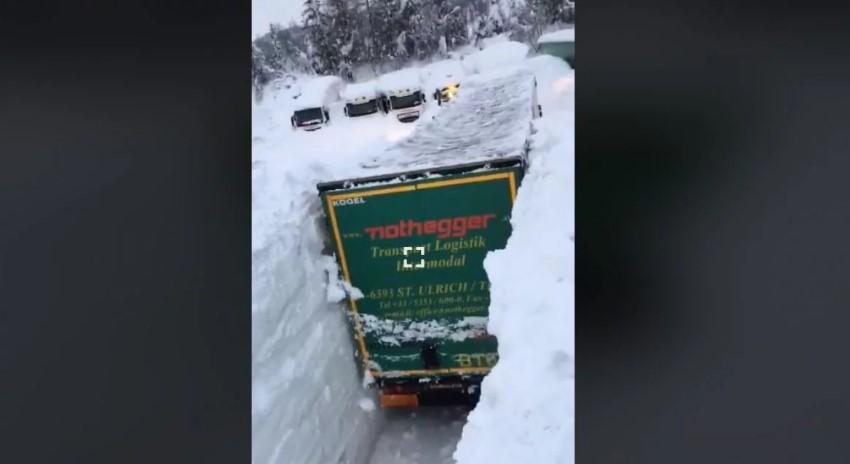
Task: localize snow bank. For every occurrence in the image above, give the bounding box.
[377,68,423,93]
[479,33,511,48]
[453,62,574,464]
[293,75,343,109]
[526,55,575,105]
[538,28,576,44]
[253,75,411,464]
[251,167,381,463]
[342,81,379,101]
[467,41,530,73]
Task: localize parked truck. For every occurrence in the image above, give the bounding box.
[377,68,427,123]
[342,81,384,118]
[317,67,541,408]
[290,76,344,131]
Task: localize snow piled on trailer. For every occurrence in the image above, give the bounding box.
[454,58,575,464]
[360,66,535,174]
[361,314,488,346]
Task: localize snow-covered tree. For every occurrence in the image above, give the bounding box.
[251,0,573,89]
[323,0,357,79]
[531,0,572,26]
[441,1,467,50]
[375,0,405,62]
[252,42,273,100]
[303,0,339,75]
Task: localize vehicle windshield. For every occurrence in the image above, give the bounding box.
[293,107,324,125]
[389,92,422,110]
[347,99,378,116]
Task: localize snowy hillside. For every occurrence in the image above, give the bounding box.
[252,39,573,464]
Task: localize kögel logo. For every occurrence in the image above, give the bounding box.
[364,213,496,240]
[333,197,365,206]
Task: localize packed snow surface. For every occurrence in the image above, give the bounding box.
[369,407,470,464]
[538,28,576,44]
[467,41,530,73]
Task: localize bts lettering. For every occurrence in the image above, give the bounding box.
[364,213,496,240]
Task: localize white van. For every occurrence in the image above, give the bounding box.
[290,76,344,131]
[377,69,427,123]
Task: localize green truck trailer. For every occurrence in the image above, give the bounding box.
[537,28,575,68]
[317,68,539,407]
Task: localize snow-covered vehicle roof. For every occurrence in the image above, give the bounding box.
[350,67,536,178]
[377,68,423,93]
[422,59,468,91]
[341,81,379,101]
[293,75,343,109]
[466,41,531,73]
[537,28,576,44]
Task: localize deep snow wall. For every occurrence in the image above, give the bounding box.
[252,206,380,464]
[454,57,575,464]
[252,88,385,464]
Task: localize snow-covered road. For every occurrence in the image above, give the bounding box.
[368,407,470,464]
[252,44,573,464]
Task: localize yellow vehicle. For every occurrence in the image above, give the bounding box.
[434,82,460,105]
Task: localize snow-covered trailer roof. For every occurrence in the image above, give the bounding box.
[377,68,423,93]
[293,75,343,110]
[318,67,537,191]
[341,81,379,102]
[467,41,531,73]
[537,28,576,44]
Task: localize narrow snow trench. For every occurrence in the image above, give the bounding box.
[252,54,573,464]
[368,406,470,464]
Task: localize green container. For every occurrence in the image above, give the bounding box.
[538,41,575,68]
[318,158,524,388]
